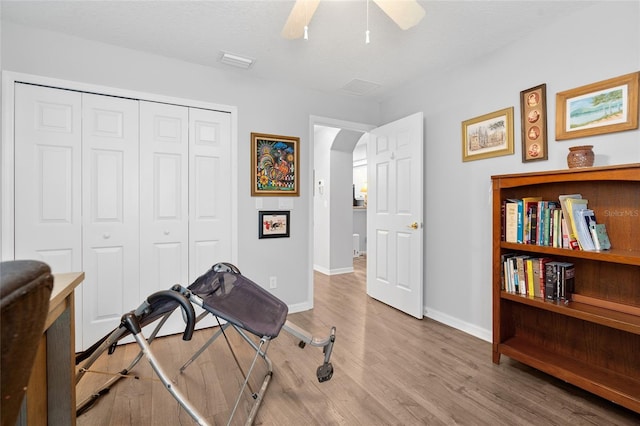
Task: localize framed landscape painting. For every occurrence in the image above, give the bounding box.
[251,132,299,196]
[462,107,514,162]
[555,72,639,140]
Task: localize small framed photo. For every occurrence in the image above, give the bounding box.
[555,71,639,140]
[258,211,290,239]
[462,107,514,162]
[251,132,299,196]
[520,84,548,162]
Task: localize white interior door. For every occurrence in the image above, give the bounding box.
[81,93,140,346]
[188,107,232,328]
[366,112,424,318]
[14,84,82,273]
[188,107,232,276]
[139,101,189,336]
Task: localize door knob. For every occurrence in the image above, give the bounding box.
[408,222,419,230]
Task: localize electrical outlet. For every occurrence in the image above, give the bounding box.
[269,276,277,289]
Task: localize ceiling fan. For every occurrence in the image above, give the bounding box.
[281,0,426,40]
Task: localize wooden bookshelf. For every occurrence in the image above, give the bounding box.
[491,163,640,414]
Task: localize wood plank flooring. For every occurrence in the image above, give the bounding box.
[77,257,640,425]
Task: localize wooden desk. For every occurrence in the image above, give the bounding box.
[19,272,84,426]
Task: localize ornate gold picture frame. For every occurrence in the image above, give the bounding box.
[462,107,514,162]
[555,72,639,140]
[251,132,299,196]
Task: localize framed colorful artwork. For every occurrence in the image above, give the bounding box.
[520,83,548,162]
[462,107,514,162]
[251,132,299,196]
[258,211,290,239]
[555,72,639,140]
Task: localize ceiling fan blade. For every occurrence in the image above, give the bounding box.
[372,0,426,30]
[281,0,321,39]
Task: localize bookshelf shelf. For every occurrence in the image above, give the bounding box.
[499,337,640,413]
[500,242,640,266]
[501,291,640,334]
[492,163,640,414]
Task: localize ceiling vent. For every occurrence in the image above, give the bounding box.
[341,79,381,96]
[219,52,255,69]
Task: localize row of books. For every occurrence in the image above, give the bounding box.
[501,253,575,302]
[502,193,611,251]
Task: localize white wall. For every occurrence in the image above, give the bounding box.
[379,1,640,340]
[313,126,339,273]
[313,126,362,275]
[329,147,354,273]
[1,21,380,310]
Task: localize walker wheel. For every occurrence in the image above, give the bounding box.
[316,362,333,382]
[298,340,306,349]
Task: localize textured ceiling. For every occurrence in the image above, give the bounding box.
[1,1,596,101]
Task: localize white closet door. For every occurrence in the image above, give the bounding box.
[14,84,82,273]
[81,93,140,347]
[189,107,232,278]
[189,108,232,329]
[139,101,189,336]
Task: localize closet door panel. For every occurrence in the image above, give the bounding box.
[14,84,82,273]
[189,108,232,279]
[81,93,140,346]
[140,101,189,335]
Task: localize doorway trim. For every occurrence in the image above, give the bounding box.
[307,115,375,308]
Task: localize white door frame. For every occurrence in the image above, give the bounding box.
[307,115,375,308]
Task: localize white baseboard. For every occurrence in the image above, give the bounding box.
[313,265,354,275]
[424,306,491,343]
[288,300,313,314]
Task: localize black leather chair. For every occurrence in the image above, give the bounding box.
[1,260,53,426]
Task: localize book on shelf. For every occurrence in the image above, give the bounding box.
[544,261,575,302]
[565,197,589,250]
[558,262,575,301]
[515,255,529,295]
[591,223,612,250]
[552,208,562,248]
[543,201,559,246]
[504,199,519,243]
[545,261,560,301]
[522,197,542,244]
[575,208,597,251]
[558,194,582,249]
[561,216,570,248]
[516,200,524,243]
[500,253,515,290]
[525,258,535,297]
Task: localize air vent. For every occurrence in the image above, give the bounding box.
[219,52,255,69]
[341,79,381,96]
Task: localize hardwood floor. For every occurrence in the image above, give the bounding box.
[77,257,640,425]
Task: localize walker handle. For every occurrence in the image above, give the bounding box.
[147,289,196,341]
